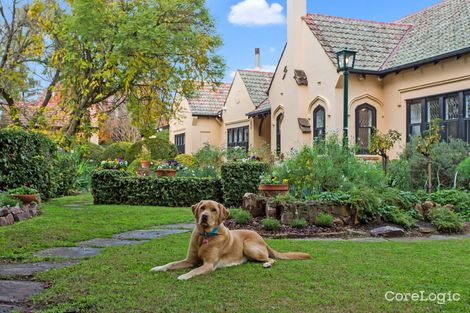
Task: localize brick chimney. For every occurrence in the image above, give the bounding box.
[255,48,261,70]
[287,0,307,66]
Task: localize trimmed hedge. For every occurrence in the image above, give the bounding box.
[102,142,132,160]
[92,170,222,207]
[0,128,58,198]
[221,162,268,207]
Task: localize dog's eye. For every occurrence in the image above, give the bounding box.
[211,208,217,212]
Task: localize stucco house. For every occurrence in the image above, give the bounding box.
[169,83,230,154]
[270,0,470,157]
[224,68,273,152]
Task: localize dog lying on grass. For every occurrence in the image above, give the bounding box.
[150,200,311,280]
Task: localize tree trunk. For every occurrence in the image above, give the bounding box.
[381,154,389,175]
[30,70,60,128]
[64,97,90,137]
[427,158,433,194]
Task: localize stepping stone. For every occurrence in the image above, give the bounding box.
[78,238,149,248]
[350,237,387,243]
[0,261,78,278]
[370,226,405,238]
[154,223,195,230]
[0,280,44,303]
[34,247,101,259]
[113,229,188,240]
[0,304,23,313]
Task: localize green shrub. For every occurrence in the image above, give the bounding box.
[102,142,132,160]
[176,166,218,178]
[428,189,470,212]
[221,162,268,207]
[458,209,470,222]
[229,209,252,225]
[91,170,222,207]
[262,218,281,230]
[53,151,78,196]
[0,128,58,198]
[7,186,39,195]
[391,138,470,191]
[127,159,143,175]
[194,144,225,171]
[75,142,104,161]
[315,213,334,227]
[381,188,420,211]
[175,154,198,168]
[379,205,416,229]
[0,194,20,207]
[291,218,308,229]
[273,136,385,198]
[456,157,470,188]
[125,138,177,163]
[428,207,464,233]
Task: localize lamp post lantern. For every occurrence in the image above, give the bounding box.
[336,49,357,148]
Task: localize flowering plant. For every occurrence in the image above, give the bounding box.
[100,158,128,170]
[156,160,181,170]
[260,172,288,185]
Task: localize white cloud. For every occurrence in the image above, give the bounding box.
[228,0,285,26]
[269,47,276,53]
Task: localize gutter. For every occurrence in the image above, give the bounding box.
[350,47,470,77]
[246,108,271,117]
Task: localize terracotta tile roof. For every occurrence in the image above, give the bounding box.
[303,0,470,72]
[303,14,411,71]
[247,98,271,117]
[238,70,274,107]
[187,83,231,116]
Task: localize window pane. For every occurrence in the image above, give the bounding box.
[410,125,421,137]
[446,121,459,139]
[315,109,325,128]
[358,108,372,127]
[244,127,249,142]
[427,98,440,122]
[410,102,422,124]
[445,95,459,120]
[466,94,470,118]
[357,128,371,152]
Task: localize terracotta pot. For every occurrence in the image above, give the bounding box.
[11,194,38,205]
[140,160,151,169]
[258,184,289,197]
[155,169,176,177]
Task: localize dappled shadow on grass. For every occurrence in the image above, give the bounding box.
[34,233,470,313]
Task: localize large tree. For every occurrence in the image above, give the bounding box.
[52,0,225,138]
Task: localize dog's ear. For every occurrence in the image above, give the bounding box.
[218,203,229,224]
[191,201,202,218]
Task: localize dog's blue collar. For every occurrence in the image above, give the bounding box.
[200,225,221,238]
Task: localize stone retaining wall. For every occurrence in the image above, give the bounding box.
[0,203,40,226]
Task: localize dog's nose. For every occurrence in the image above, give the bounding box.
[201,214,208,221]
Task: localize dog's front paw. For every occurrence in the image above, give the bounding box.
[150,265,167,272]
[177,273,191,281]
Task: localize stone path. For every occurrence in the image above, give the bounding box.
[295,234,470,242]
[0,219,192,312]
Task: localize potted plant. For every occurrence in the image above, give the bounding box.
[8,186,40,204]
[259,173,289,197]
[139,144,151,169]
[155,160,180,177]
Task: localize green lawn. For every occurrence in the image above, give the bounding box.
[1,195,469,312]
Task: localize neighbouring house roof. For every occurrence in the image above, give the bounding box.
[187,83,231,117]
[238,70,274,117]
[303,0,470,72]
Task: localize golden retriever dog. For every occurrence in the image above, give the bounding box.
[150,200,310,280]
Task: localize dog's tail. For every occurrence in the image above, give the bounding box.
[267,246,311,260]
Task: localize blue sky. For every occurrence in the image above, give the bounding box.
[207,0,442,82]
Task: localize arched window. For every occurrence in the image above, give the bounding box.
[355,104,377,154]
[276,113,283,155]
[313,106,325,141]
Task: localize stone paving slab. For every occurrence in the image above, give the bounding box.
[78,238,149,248]
[0,261,78,278]
[154,223,195,230]
[34,247,101,259]
[0,280,44,303]
[112,229,188,240]
[0,304,23,313]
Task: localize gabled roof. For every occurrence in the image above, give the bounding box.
[303,0,470,72]
[238,70,274,107]
[187,83,231,117]
[246,98,271,117]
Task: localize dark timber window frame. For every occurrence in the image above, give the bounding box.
[227,126,249,152]
[313,106,326,141]
[355,103,377,155]
[276,113,283,155]
[406,89,470,143]
[175,133,185,154]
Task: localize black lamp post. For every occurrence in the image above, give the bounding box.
[336,49,357,148]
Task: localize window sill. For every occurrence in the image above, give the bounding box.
[356,155,381,162]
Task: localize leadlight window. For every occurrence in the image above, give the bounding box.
[227,126,249,151]
[175,133,185,154]
[355,104,376,155]
[313,106,325,141]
